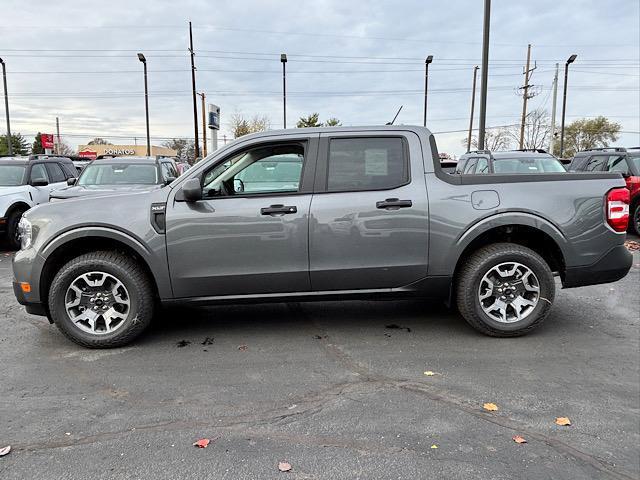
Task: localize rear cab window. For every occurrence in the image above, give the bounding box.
[326,137,408,191]
[584,155,607,171]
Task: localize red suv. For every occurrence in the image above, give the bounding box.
[569,147,640,235]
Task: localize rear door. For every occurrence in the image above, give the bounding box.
[45,162,69,194]
[309,131,429,291]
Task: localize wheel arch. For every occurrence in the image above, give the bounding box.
[5,201,32,217]
[450,213,569,287]
[39,228,171,313]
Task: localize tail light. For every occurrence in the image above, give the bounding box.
[606,187,630,232]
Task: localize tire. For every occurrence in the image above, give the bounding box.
[630,202,640,237]
[456,243,555,337]
[48,251,154,348]
[6,209,25,250]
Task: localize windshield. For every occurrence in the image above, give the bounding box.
[78,163,158,186]
[493,157,565,173]
[0,165,26,186]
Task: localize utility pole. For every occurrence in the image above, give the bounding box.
[518,44,536,149]
[0,58,12,156]
[467,66,479,151]
[197,92,207,156]
[189,21,200,159]
[281,54,287,129]
[549,63,559,154]
[478,0,491,150]
[56,117,61,154]
[559,54,577,158]
[423,55,433,127]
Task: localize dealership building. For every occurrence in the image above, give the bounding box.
[77,144,177,159]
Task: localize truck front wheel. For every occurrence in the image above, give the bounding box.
[48,251,155,348]
[456,243,555,337]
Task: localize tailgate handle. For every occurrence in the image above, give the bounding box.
[261,204,297,215]
[376,198,412,209]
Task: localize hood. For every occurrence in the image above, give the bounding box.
[0,185,29,197]
[50,183,161,200]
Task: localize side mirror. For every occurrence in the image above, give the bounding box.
[31,178,49,187]
[181,178,202,202]
[165,176,177,185]
[67,177,77,186]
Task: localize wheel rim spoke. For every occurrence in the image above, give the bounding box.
[65,271,130,335]
[478,261,541,324]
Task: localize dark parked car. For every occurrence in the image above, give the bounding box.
[568,147,640,235]
[455,149,566,174]
[50,156,179,201]
[12,126,632,347]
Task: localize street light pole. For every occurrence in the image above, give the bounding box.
[137,53,151,157]
[281,54,287,129]
[423,55,433,127]
[189,21,200,159]
[478,0,491,150]
[467,66,479,152]
[559,54,577,158]
[0,58,12,156]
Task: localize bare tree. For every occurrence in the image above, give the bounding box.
[508,109,551,150]
[463,127,512,151]
[56,140,75,156]
[87,137,112,145]
[230,114,271,138]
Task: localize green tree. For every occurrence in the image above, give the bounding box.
[32,132,44,154]
[0,133,29,155]
[296,113,322,128]
[325,117,342,127]
[552,116,621,157]
[87,137,112,145]
[163,138,195,163]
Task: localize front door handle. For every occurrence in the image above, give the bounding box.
[261,204,298,215]
[376,198,412,210]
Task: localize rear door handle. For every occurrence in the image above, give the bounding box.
[260,204,298,215]
[376,198,412,209]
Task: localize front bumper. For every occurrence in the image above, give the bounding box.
[13,281,47,316]
[563,244,633,288]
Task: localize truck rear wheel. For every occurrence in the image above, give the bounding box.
[48,251,154,348]
[456,243,555,337]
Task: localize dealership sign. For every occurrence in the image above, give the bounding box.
[40,133,54,149]
[103,148,136,155]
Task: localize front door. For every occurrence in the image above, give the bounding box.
[166,137,318,299]
[309,132,429,291]
[28,163,51,204]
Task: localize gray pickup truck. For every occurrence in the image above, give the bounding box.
[12,126,632,348]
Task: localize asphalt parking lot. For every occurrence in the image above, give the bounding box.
[0,244,638,480]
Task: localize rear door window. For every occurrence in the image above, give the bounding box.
[326,137,408,191]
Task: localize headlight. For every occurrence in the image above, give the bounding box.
[17,216,32,250]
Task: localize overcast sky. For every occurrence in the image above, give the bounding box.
[2,0,639,156]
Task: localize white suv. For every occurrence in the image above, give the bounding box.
[0,156,77,248]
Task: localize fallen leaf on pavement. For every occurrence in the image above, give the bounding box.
[430,444,438,449]
[423,371,435,376]
[278,461,292,472]
[238,344,248,351]
[0,445,10,457]
[193,438,210,448]
[483,402,498,411]
[176,340,191,348]
[201,337,214,345]
[512,435,527,444]
[555,417,571,426]
[624,240,640,251]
